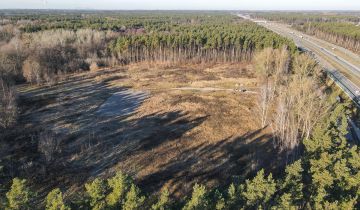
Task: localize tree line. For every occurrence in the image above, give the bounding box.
[108,22,296,63]
[250,12,360,25]
[250,12,360,54]
[0,12,296,88]
[1,102,358,209]
[295,22,360,53]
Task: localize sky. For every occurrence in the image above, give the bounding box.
[1,0,360,10]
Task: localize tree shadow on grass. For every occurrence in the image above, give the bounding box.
[138,128,286,196]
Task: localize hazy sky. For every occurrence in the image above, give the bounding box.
[1,0,360,10]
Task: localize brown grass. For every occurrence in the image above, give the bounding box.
[9,62,281,199]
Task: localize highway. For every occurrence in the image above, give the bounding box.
[238,14,360,106]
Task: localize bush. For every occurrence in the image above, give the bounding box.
[22,57,41,84]
[89,62,100,72]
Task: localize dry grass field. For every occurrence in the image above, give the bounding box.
[5,62,283,198]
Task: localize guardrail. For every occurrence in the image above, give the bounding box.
[326,70,360,106]
[298,46,360,108]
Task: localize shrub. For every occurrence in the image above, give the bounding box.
[89,62,100,72]
[22,57,41,84]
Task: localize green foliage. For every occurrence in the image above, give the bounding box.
[276,160,304,208]
[182,184,208,210]
[226,183,238,209]
[5,178,32,210]
[45,188,69,210]
[85,178,108,210]
[108,21,296,63]
[151,189,170,210]
[303,103,360,209]
[241,169,276,209]
[106,171,132,208]
[214,190,225,210]
[122,184,145,210]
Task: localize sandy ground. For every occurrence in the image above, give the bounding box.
[5,62,281,199]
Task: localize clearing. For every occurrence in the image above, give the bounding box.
[4,62,283,198]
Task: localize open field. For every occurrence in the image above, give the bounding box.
[1,62,284,198]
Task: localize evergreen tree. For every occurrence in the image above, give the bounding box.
[106,171,132,208]
[122,184,145,210]
[5,178,32,210]
[213,190,225,210]
[85,178,108,210]
[303,103,360,208]
[182,184,208,210]
[226,183,237,208]
[45,188,69,210]
[241,169,276,209]
[275,160,304,209]
[151,188,170,210]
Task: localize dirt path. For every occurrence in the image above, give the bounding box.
[172,87,258,94]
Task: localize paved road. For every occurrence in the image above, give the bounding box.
[238,14,360,106]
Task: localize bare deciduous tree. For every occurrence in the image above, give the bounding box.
[38,131,61,163]
[0,77,17,129]
[257,84,275,128]
[23,57,41,84]
[272,67,328,152]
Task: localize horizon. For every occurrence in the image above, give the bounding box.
[2,0,360,11]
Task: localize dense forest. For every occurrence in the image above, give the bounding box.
[251,12,360,54]
[295,22,360,53]
[0,11,296,85]
[250,12,360,24]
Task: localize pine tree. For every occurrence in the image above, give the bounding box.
[275,160,304,209]
[214,190,225,210]
[151,188,170,210]
[45,188,69,210]
[303,103,360,208]
[226,183,237,208]
[5,178,32,210]
[106,171,132,208]
[182,184,208,210]
[122,184,145,210]
[85,178,108,210]
[241,169,276,209]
